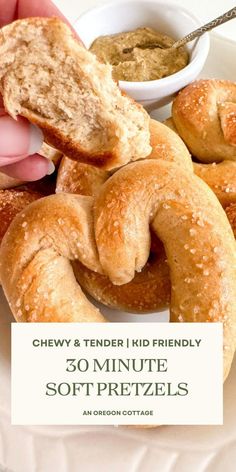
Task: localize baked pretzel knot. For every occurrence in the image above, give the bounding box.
[172,79,236,162]
[0,160,235,380]
[57,119,192,312]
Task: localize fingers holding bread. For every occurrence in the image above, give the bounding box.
[0,17,151,170]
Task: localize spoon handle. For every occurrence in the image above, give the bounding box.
[172,6,236,49]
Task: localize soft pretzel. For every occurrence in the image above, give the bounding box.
[0,172,170,314]
[0,17,151,170]
[17,173,56,197]
[0,172,22,190]
[172,79,236,162]
[1,160,235,380]
[0,189,41,244]
[73,234,170,312]
[57,119,191,312]
[194,161,236,208]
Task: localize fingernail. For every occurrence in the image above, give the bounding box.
[28,124,44,155]
[0,115,43,158]
[47,161,55,175]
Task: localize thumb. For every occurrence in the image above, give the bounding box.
[0,115,43,166]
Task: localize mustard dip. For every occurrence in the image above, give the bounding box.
[89,27,189,82]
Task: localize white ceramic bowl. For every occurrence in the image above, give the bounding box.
[75,0,210,110]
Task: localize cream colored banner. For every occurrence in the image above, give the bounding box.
[11,323,223,425]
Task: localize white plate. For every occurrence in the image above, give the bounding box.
[0,33,236,472]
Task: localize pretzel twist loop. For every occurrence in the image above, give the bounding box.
[0,160,235,380]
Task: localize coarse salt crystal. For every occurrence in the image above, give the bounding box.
[196,263,203,269]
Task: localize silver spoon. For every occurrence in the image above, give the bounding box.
[123,6,236,54]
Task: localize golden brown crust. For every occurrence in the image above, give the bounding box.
[56,156,109,196]
[218,101,236,146]
[0,189,41,244]
[17,175,56,196]
[0,160,235,379]
[56,119,191,312]
[172,79,236,162]
[164,116,236,208]
[148,119,192,170]
[0,143,60,191]
[56,119,192,195]
[28,118,122,169]
[0,193,105,322]
[93,160,236,380]
[73,235,170,313]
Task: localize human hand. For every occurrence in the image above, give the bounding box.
[0,0,69,181]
